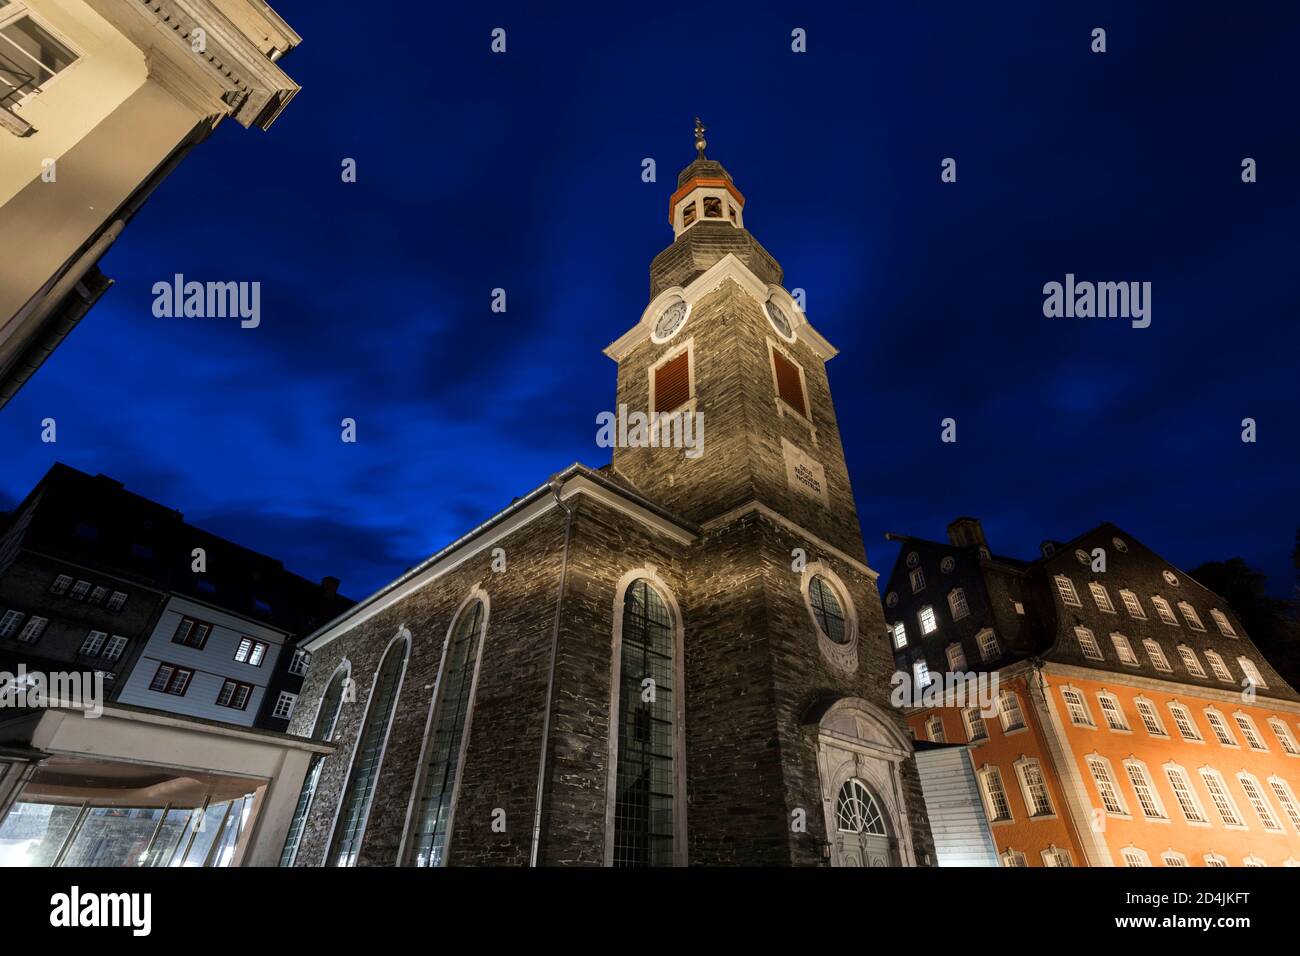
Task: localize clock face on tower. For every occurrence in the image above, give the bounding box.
[653,299,690,342]
[765,299,794,339]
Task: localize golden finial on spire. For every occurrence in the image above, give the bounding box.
[693,117,707,158]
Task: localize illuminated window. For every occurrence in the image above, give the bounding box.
[891,621,907,649]
[1268,718,1300,756]
[1062,687,1094,727]
[910,568,925,593]
[1151,596,1178,626]
[1015,758,1054,817]
[1210,609,1237,638]
[1089,583,1114,613]
[610,581,678,867]
[1204,854,1228,867]
[1120,589,1145,619]
[976,628,1000,662]
[1177,645,1206,679]
[1143,639,1171,672]
[1168,703,1201,741]
[1243,855,1266,867]
[1124,760,1166,820]
[1110,633,1138,666]
[1234,712,1267,752]
[1074,626,1103,661]
[1164,764,1207,824]
[925,716,945,743]
[913,658,931,688]
[1054,575,1081,607]
[1205,651,1233,682]
[835,779,886,835]
[234,638,268,666]
[79,630,107,656]
[978,766,1012,822]
[918,606,937,636]
[1204,709,1238,747]
[998,691,1025,732]
[1087,755,1127,815]
[1237,657,1267,689]
[1178,602,1205,631]
[945,643,966,671]
[962,707,988,743]
[1097,692,1129,731]
[1198,768,1244,828]
[1237,773,1281,831]
[17,615,46,643]
[289,648,311,676]
[947,588,969,621]
[1135,698,1167,737]
[329,633,409,866]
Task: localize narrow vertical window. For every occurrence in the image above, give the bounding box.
[770,346,807,418]
[280,667,349,866]
[328,635,409,866]
[612,580,677,866]
[409,600,487,867]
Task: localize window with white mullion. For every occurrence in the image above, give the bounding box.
[1199,769,1244,828]
[1120,589,1146,619]
[1267,777,1300,833]
[1124,761,1166,820]
[1110,633,1138,666]
[978,766,1012,822]
[1164,765,1207,824]
[1074,626,1103,661]
[1087,756,1128,816]
[1135,698,1167,737]
[1089,582,1115,613]
[1054,575,1081,608]
[1268,718,1300,756]
[1237,773,1281,831]
[1098,693,1129,731]
[1204,709,1238,748]
[1062,687,1094,727]
[962,707,988,744]
[1016,759,1054,817]
[1168,704,1202,741]
[1143,639,1171,672]
[1233,713,1267,752]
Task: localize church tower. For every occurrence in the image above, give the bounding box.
[603,123,935,866]
[605,121,865,561]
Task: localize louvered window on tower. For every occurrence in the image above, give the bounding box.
[654,352,691,414]
[772,348,806,417]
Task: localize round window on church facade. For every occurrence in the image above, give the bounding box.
[809,575,847,645]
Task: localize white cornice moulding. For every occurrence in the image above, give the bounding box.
[604,253,839,362]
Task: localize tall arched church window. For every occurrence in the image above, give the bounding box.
[280,665,349,866]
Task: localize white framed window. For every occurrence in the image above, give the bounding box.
[998,690,1025,732]
[1135,698,1167,737]
[1237,772,1281,831]
[1097,692,1130,732]
[1110,633,1139,667]
[234,638,268,666]
[945,643,966,671]
[1177,645,1206,678]
[289,648,311,676]
[1041,845,1073,867]
[1119,589,1145,619]
[891,621,907,649]
[1062,686,1094,727]
[1204,709,1238,747]
[1267,777,1300,833]
[1001,848,1027,867]
[1243,855,1266,868]
[102,635,127,662]
[947,588,969,621]
[48,574,73,595]
[1054,575,1081,607]
[1142,639,1171,672]
[1121,847,1151,867]
[962,707,988,744]
[1164,764,1208,824]
[913,658,931,688]
[1210,608,1237,638]
[1015,757,1054,817]
[1124,760,1167,820]
[1204,853,1228,867]
[78,630,107,656]
[69,580,90,601]
[1198,768,1245,828]
[1168,703,1202,742]
[925,716,946,743]
[1087,754,1128,815]
[215,679,252,709]
[1162,851,1189,867]
[273,691,298,720]
[1178,602,1205,631]
[1237,657,1267,689]
[0,609,23,637]
[910,567,925,593]
[1089,582,1115,613]
[1204,650,1233,683]
[1074,626,1103,661]
[87,585,109,607]
[918,606,937,635]
[0,3,79,109]
[1233,712,1267,752]
[16,615,46,643]
[106,590,128,611]
[976,628,1000,662]
[977,765,1012,822]
[1268,718,1300,756]
[1151,596,1178,626]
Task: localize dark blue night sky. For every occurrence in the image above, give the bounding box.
[3,1,1298,602]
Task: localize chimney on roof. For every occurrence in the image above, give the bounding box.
[321,575,340,595]
[947,517,987,550]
